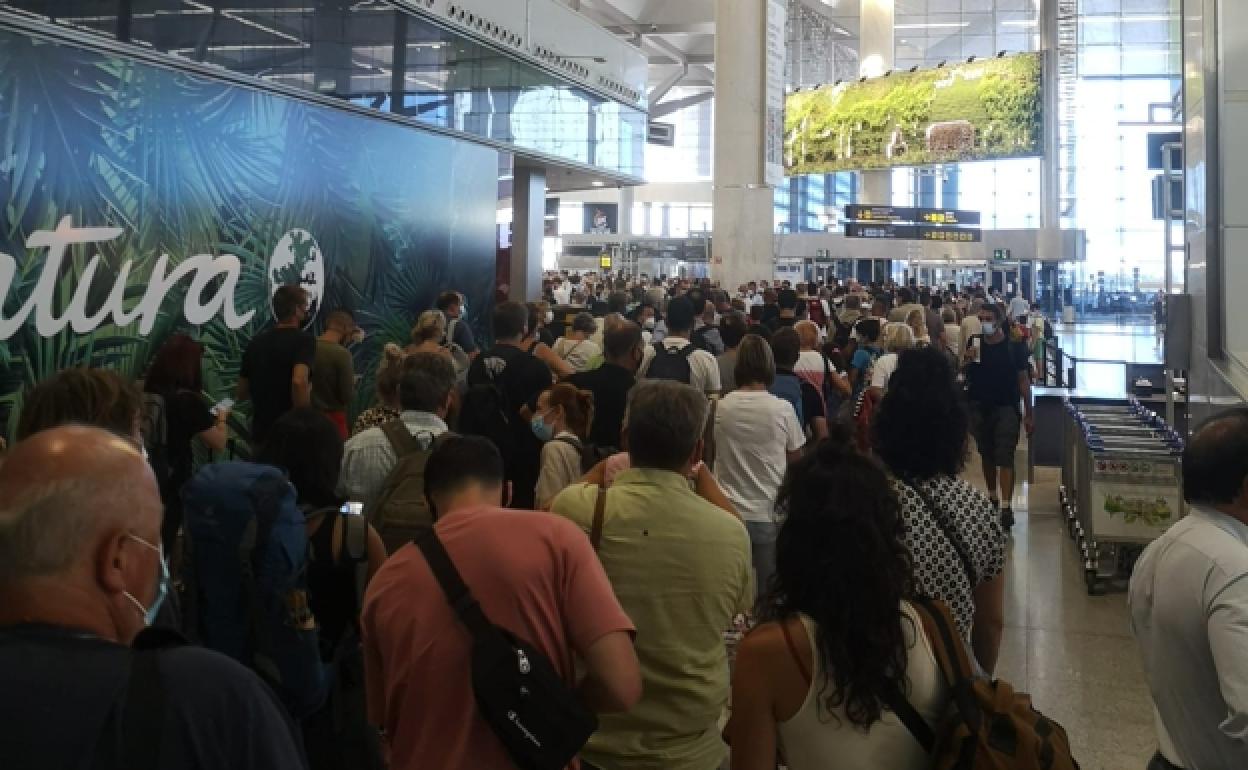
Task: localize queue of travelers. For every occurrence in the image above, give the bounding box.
[2,268,1241,770]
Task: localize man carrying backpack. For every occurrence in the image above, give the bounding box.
[461,301,555,510]
[436,291,478,362]
[361,436,641,770]
[638,296,721,396]
[0,426,306,770]
[339,353,457,550]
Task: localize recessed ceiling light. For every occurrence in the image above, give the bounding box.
[591,180,605,187]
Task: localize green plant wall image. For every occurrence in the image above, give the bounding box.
[784,53,1044,175]
[0,29,499,442]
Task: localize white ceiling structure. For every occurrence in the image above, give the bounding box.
[561,0,1042,117]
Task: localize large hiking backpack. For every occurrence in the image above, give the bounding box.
[646,341,695,384]
[180,461,329,719]
[890,597,1080,770]
[368,421,451,554]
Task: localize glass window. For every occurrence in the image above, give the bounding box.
[669,205,691,238]
[690,205,713,234]
[559,204,585,236]
[7,0,646,178]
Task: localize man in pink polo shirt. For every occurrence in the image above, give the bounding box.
[361,435,640,770]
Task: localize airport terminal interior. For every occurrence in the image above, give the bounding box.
[1,1,1247,770]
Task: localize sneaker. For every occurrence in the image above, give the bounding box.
[1000,506,1015,530]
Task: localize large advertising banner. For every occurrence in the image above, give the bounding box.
[784,52,1043,175]
[0,29,498,438]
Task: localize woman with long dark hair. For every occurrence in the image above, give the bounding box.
[873,346,1007,673]
[143,334,229,549]
[725,438,946,769]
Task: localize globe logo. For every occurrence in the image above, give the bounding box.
[268,229,325,328]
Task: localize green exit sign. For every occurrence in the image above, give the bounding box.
[993,248,1012,261]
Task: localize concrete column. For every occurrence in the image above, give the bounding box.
[712,0,779,289]
[511,166,545,302]
[619,186,635,236]
[859,0,895,204]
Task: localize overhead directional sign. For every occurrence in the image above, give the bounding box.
[919,226,982,242]
[844,205,917,223]
[846,223,917,239]
[845,204,983,241]
[917,208,982,226]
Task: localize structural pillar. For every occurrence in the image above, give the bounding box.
[511,165,545,302]
[859,0,895,204]
[619,186,635,236]
[712,0,783,289]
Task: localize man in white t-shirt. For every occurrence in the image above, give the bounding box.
[713,336,805,600]
[1008,292,1031,321]
[639,297,722,395]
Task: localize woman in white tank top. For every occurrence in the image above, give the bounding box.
[725,439,949,770]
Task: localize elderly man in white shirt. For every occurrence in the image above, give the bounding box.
[1129,408,1248,770]
[338,352,456,515]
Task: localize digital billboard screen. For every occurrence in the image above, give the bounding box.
[785,52,1043,175]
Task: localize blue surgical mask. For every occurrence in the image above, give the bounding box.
[123,533,170,627]
[981,321,997,336]
[530,414,555,442]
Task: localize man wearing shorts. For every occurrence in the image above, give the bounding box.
[964,302,1034,530]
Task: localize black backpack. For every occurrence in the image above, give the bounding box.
[416,530,596,770]
[460,357,519,465]
[689,326,714,354]
[645,341,695,384]
[830,315,854,350]
[554,435,615,474]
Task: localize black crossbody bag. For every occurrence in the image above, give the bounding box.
[415,531,597,770]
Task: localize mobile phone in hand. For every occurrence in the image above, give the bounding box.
[211,398,234,416]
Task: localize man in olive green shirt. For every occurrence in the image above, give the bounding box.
[552,381,752,770]
[311,309,358,438]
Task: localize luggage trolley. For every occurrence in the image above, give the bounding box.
[1058,399,1184,595]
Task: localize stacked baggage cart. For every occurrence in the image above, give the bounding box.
[1058,398,1184,594]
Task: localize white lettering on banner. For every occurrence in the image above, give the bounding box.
[0,216,256,340]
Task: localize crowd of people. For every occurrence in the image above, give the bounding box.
[0,270,1244,770]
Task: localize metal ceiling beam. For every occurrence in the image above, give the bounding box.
[650,89,713,118]
[647,62,687,105]
[605,22,716,36]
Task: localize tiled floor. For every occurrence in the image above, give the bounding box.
[977,465,1158,770]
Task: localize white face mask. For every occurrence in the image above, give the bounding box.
[544,310,554,324]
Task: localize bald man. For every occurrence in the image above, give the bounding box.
[0,426,305,769]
